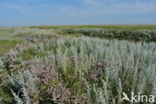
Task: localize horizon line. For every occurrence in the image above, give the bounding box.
[1,23,156,27]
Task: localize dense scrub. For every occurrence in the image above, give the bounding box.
[60,28,156,42]
[0,28,156,104]
[29,25,156,30]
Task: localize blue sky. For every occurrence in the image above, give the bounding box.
[0,0,156,26]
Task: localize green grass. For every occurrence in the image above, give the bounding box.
[0,28,27,56]
[0,29,13,40]
[0,40,19,56]
[0,29,18,56]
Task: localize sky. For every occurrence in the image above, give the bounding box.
[0,0,156,26]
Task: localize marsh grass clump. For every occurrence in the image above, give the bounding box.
[1,34,156,104]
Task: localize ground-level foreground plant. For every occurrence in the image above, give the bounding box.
[1,37,156,104]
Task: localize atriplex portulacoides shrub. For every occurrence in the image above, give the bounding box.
[1,37,156,104]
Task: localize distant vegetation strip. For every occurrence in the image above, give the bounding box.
[60,28,156,42]
[29,25,156,42]
[29,25,156,30]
